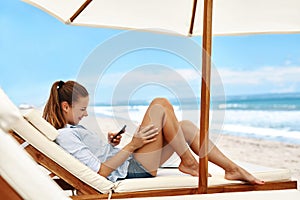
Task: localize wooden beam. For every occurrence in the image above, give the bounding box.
[199,0,213,194]
[71,181,297,199]
[189,0,198,35]
[70,0,93,22]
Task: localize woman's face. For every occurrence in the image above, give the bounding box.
[63,96,89,125]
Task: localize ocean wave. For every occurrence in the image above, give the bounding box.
[222,124,300,144]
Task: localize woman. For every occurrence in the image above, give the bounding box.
[43,80,264,184]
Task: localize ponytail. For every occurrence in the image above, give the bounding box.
[43,80,88,129]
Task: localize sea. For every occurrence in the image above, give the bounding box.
[92,93,300,144]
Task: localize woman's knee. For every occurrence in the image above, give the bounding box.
[150,98,173,109]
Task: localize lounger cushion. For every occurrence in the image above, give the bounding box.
[12,117,293,193]
[23,109,58,141]
[0,129,70,200]
[0,88,23,131]
[16,110,293,193]
[114,163,291,192]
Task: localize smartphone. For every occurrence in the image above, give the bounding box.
[110,125,126,142]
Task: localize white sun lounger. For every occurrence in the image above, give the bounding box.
[0,87,297,199]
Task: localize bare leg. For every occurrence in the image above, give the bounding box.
[133,98,199,177]
[180,120,264,184]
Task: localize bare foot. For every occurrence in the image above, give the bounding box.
[178,161,199,176]
[225,166,265,185]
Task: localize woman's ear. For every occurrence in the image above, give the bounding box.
[61,101,70,112]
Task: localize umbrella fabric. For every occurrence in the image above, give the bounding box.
[24,0,300,36]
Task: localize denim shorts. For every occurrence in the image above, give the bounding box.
[125,158,153,179]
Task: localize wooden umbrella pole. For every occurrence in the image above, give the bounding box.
[198,0,213,194]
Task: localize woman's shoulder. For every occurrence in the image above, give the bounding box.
[56,125,87,143]
[58,125,83,136]
[58,124,73,133]
[58,124,95,139]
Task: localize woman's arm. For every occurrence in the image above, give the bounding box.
[98,124,158,177]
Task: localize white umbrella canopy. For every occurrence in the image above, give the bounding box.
[24,0,300,36]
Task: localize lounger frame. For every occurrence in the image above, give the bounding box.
[10,131,297,199]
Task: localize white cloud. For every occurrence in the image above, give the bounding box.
[219,66,300,87]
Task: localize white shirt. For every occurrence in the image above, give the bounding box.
[55,124,130,182]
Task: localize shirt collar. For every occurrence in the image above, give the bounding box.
[66,124,86,129]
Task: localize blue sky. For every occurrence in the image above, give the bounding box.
[1,0,300,107]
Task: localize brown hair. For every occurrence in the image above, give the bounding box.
[43,80,89,129]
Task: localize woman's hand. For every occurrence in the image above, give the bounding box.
[108,132,122,146]
[130,124,159,150]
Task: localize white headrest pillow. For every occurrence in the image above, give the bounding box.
[23,109,58,141]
